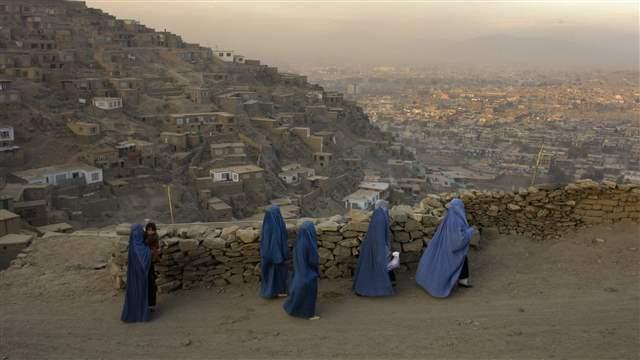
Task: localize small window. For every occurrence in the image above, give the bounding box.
[91,172,100,181]
[72,172,80,179]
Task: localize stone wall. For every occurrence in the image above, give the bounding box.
[110,180,640,292]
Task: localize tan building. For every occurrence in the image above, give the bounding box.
[86,147,119,168]
[186,87,210,104]
[313,152,333,169]
[67,121,100,137]
[210,142,246,164]
[0,209,20,237]
[161,132,188,152]
[250,117,277,130]
[169,112,236,135]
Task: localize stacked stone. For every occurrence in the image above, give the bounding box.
[389,205,429,270]
[317,215,358,280]
[415,180,640,240]
[109,180,640,292]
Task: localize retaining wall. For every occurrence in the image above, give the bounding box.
[110,180,640,292]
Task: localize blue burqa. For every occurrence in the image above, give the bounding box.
[260,205,289,298]
[283,221,319,318]
[121,224,152,323]
[352,208,394,297]
[416,198,475,298]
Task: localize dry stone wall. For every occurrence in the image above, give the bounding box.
[110,180,640,292]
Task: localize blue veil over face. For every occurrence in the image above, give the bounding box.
[416,198,474,298]
[121,224,152,323]
[352,208,394,297]
[260,205,289,298]
[283,221,319,318]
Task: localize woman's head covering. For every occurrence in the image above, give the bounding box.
[416,198,474,298]
[374,199,389,210]
[130,224,152,269]
[352,207,394,297]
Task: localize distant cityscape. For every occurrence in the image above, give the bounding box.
[306,65,640,192]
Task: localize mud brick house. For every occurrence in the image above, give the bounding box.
[0,183,48,226]
[67,121,100,137]
[0,80,20,105]
[209,142,247,165]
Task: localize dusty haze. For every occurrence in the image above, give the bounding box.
[86,1,640,69]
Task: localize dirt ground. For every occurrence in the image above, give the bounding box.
[1,222,638,359]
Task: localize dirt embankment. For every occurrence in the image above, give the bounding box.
[0,222,638,359]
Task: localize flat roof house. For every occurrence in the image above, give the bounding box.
[343,189,381,210]
[0,126,15,148]
[210,164,264,183]
[12,164,103,187]
[67,121,100,137]
[92,97,122,110]
[213,50,234,62]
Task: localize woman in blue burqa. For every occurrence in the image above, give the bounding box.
[416,198,475,298]
[352,201,394,297]
[260,205,289,298]
[283,221,320,320]
[121,224,152,323]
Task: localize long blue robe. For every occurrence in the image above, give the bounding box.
[352,208,394,297]
[260,205,289,298]
[283,221,319,318]
[416,198,475,298]
[121,224,152,323]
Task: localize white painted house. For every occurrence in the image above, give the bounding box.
[214,50,234,62]
[343,189,381,210]
[210,165,264,183]
[0,126,15,148]
[92,97,122,110]
[358,181,390,200]
[13,164,103,186]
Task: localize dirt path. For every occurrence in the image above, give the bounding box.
[1,222,638,359]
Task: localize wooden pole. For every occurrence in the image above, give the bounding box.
[167,184,175,224]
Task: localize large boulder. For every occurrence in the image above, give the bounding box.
[316,221,341,232]
[203,236,226,249]
[402,238,424,253]
[390,205,413,223]
[221,226,239,240]
[236,228,259,243]
[420,194,443,209]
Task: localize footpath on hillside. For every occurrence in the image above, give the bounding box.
[0,221,638,359]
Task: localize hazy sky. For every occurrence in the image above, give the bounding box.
[85,1,639,69]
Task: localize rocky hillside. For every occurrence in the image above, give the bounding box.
[0,0,410,225]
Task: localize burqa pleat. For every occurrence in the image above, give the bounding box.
[416,198,475,298]
[283,221,319,318]
[260,205,289,298]
[352,208,394,297]
[121,224,152,322]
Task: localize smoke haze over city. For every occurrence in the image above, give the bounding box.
[86,0,639,69]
